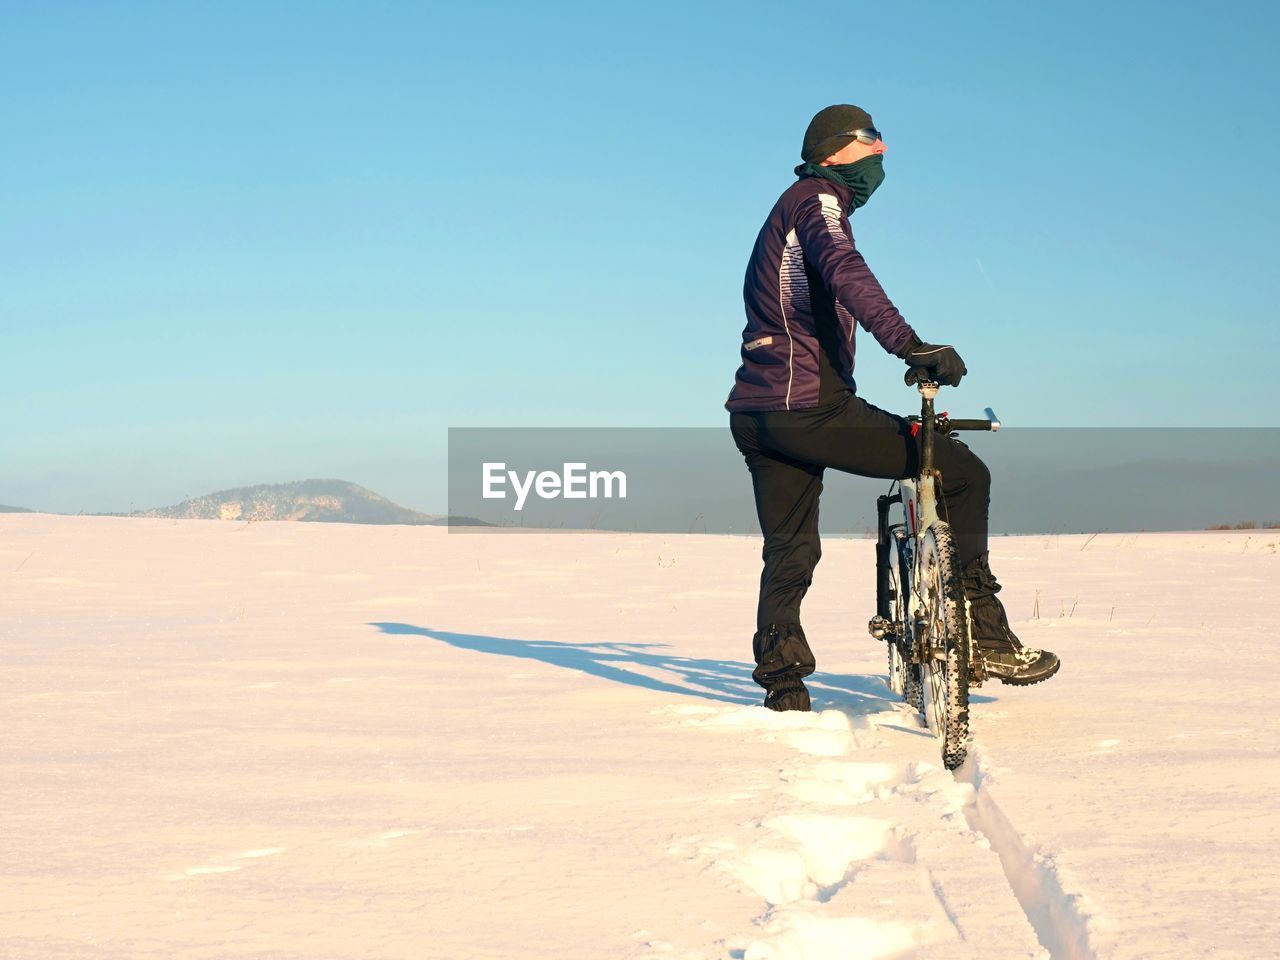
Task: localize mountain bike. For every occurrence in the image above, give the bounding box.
[867,379,1000,770]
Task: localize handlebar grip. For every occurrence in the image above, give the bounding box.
[945,419,994,431]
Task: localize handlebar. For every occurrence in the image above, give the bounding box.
[911,381,1001,479]
[912,379,1002,432]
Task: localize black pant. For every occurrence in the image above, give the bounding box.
[730,391,991,637]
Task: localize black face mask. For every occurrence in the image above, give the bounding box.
[795,154,886,212]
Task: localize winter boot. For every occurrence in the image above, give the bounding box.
[752,623,815,711]
[763,681,812,712]
[962,553,1061,686]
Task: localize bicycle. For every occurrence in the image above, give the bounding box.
[867,379,1001,770]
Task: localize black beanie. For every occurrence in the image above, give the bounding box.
[801,104,874,163]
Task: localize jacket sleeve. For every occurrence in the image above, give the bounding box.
[794,190,917,357]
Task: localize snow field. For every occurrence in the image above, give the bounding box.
[1,515,1277,958]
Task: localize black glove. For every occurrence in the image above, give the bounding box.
[902,337,967,387]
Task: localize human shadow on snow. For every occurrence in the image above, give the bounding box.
[368,622,899,717]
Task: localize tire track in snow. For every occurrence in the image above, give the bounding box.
[959,748,1100,960]
[664,702,1048,959]
[926,867,967,943]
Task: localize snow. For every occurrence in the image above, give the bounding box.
[1,515,1277,959]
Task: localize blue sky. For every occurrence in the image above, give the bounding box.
[2,1,1277,513]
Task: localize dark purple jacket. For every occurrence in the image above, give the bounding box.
[725,174,917,411]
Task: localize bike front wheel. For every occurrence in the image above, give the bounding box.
[916,522,970,770]
[886,530,922,709]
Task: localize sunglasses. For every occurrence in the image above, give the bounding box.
[836,127,883,145]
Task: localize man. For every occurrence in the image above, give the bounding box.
[726,104,1060,712]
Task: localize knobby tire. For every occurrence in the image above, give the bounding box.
[917,522,970,770]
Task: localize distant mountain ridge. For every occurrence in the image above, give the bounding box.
[130,479,456,525]
[1,504,34,513]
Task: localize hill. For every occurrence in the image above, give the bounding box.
[130,479,439,525]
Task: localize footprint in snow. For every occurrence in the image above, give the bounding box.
[742,913,921,960]
[710,814,914,907]
[782,760,920,806]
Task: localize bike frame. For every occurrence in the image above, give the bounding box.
[871,382,1000,673]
